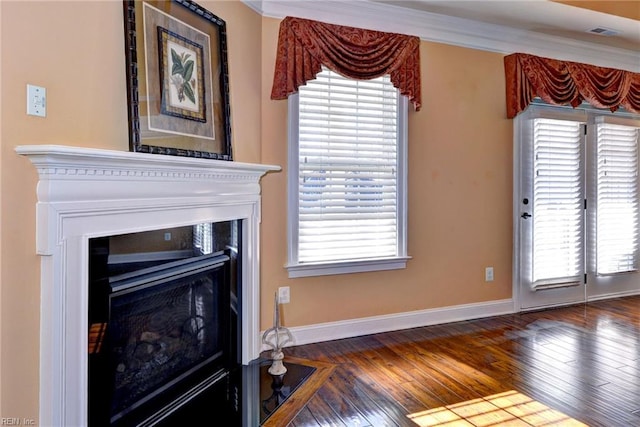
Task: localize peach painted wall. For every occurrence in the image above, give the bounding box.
[0,0,261,421]
[260,17,513,329]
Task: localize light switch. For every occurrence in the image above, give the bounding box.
[27,84,46,117]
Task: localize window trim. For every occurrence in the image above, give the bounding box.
[286,91,410,278]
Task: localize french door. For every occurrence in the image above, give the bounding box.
[517,108,587,310]
[516,106,640,311]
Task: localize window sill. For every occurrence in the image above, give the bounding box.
[286,256,412,278]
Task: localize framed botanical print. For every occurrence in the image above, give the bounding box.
[123,0,232,160]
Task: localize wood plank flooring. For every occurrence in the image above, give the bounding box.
[271,295,640,427]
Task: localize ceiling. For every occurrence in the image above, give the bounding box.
[372,0,640,51]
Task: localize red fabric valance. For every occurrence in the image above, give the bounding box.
[505,53,640,118]
[271,16,422,111]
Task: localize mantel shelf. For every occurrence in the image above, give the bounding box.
[16,144,280,182]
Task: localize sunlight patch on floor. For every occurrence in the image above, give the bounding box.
[408,390,588,426]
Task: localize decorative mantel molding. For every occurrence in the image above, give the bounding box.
[16,145,280,427]
[18,144,275,181]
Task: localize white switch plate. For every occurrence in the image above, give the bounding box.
[27,84,46,117]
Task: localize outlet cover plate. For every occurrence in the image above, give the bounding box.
[485,267,494,282]
[27,84,46,117]
[278,286,290,304]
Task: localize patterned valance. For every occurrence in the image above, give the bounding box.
[271,16,422,111]
[504,53,640,118]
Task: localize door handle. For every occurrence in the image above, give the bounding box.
[521,212,532,219]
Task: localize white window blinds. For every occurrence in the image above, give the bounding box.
[596,122,640,274]
[532,118,584,287]
[297,68,399,263]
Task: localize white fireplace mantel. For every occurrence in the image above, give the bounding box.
[16,145,280,427]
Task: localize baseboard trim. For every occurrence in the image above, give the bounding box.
[262,298,514,350]
[587,289,640,303]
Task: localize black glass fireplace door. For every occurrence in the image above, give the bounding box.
[89,252,235,426]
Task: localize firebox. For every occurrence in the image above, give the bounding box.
[88,221,241,426]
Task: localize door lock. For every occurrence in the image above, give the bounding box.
[521,212,532,219]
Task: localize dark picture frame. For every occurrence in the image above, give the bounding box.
[123,0,232,160]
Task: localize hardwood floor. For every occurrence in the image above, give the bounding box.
[271,295,640,427]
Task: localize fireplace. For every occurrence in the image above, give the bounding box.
[88,221,241,425]
[16,145,279,426]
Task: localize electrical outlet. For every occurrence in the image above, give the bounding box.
[485,267,494,282]
[278,286,290,304]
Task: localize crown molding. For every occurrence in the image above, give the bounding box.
[243,0,640,73]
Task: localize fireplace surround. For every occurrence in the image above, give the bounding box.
[16,145,279,426]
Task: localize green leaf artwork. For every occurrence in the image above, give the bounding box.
[170,48,197,104]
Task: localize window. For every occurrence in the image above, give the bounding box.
[287,67,409,278]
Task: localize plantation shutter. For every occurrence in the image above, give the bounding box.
[532,118,585,288]
[297,68,399,263]
[596,121,640,274]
